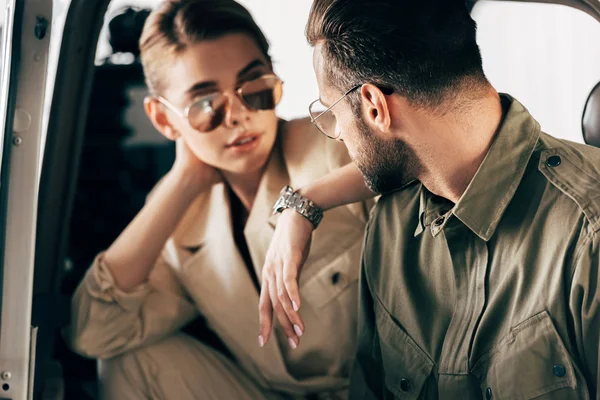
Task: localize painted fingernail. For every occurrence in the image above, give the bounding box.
[288,337,297,349]
[258,335,265,347]
[292,301,299,311]
[293,324,303,337]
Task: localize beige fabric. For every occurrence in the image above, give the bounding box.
[99,333,347,400]
[352,95,600,399]
[68,118,372,397]
[98,333,273,400]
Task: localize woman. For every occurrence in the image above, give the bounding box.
[68,0,373,398]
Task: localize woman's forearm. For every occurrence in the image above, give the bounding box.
[104,168,205,291]
[297,163,374,211]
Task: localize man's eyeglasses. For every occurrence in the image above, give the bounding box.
[309,84,393,139]
[155,74,283,133]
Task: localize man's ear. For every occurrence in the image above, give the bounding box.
[360,84,392,134]
[144,96,180,141]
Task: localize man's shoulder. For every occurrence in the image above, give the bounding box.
[366,182,422,240]
[536,133,600,233]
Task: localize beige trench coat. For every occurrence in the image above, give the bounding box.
[68,118,373,395]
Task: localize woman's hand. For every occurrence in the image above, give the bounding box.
[256,163,375,349]
[258,209,314,349]
[171,137,222,193]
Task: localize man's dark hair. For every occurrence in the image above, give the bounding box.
[306,0,488,109]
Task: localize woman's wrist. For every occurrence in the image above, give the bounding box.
[167,166,210,199]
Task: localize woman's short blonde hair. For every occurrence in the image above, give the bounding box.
[140,0,271,94]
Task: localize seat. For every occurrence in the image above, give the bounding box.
[583,81,600,147]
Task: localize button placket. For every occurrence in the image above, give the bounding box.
[437,226,489,376]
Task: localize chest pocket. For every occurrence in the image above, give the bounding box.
[375,301,434,399]
[299,204,364,310]
[471,311,582,400]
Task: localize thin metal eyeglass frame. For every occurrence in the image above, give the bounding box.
[309,84,361,138]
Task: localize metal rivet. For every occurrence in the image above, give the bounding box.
[13,136,22,146]
[486,387,492,399]
[553,364,566,377]
[1,371,10,380]
[400,378,410,391]
[546,155,561,168]
[34,16,48,40]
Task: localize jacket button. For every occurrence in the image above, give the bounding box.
[331,272,341,285]
[400,378,410,391]
[553,364,566,377]
[546,155,561,167]
[486,387,492,399]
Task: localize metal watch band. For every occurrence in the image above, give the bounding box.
[272,186,324,228]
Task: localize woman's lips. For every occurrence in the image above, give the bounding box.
[226,133,262,152]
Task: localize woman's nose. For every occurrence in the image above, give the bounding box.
[222,93,250,128]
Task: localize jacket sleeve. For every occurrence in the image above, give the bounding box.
[569,230,600,395]
[67,243,199,359]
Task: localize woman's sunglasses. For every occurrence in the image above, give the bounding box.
[155,74,283,133]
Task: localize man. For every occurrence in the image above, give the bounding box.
[259,0,600,398]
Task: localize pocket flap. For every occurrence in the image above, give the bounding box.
[472,311,578,400]
[376,301,434,399]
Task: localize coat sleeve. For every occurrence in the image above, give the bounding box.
[67,243,199,359]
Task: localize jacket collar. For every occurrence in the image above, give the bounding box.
[415,94,541,241]
[173,134,289,248]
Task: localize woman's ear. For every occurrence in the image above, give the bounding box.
[360,84,392,134]
[144,96,180,141]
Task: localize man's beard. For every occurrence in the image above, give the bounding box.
[353,115,418,194]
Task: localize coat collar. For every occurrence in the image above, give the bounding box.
[172,131,289,249]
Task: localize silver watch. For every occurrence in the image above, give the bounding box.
[272,186,324,228]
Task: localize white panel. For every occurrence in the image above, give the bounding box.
[236,0,316,120]
[473,1,600,143]
[0,0,52,398]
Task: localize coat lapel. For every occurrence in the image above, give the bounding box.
[244,137,289,283]
[171,139,293,385]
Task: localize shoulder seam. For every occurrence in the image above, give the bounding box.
[538,148,600,233]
